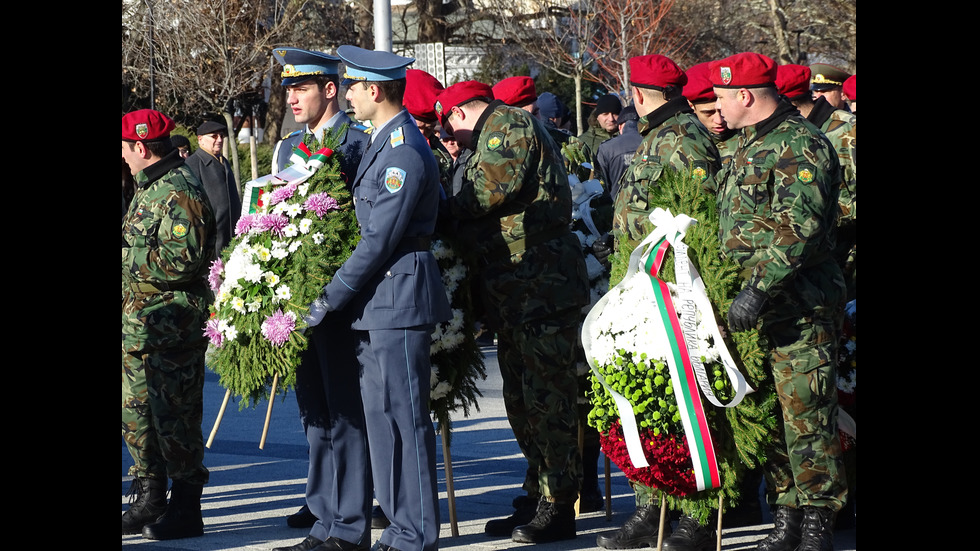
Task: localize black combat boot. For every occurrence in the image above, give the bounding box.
[141,479,204,540]
[511,498,576,543]
[595,503,672,549]
[756,506,804,551]
[485,494,538,537]
[661,514,717,551]
[121,477,167,535]
[795,506,835,551]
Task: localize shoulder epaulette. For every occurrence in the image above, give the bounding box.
[280,129,304,140]
[351,122,372,135]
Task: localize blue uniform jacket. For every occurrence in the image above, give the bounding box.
[323,109,450,331]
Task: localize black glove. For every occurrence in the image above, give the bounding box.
[728,286,769,332]
[591,233,614,268]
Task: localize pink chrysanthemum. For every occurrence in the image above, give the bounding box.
[208,259,224,291]
[258,213,290,237]
[204,317,223,348]
[303,192,340,218]
[268,182,298,205]
[261,309,296,347]
[235,214,260,236]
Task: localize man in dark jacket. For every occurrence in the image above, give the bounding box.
[184,120,241,256]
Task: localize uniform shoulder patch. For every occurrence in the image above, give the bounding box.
[281,129,303,140]
[385,167,407,193]
[486,131,505,151]
[172,220,190,238]
[797,162,816,183]
[390,126,405,148]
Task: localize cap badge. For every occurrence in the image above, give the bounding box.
[720,67,732,85]
[136,123,148,139]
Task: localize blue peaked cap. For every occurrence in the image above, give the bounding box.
[273,47,341,86]
[337,45,414,85]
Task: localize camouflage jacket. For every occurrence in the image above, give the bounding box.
[449,100,588,325]
[717,99,842,299]
[613,97,721,248]
[577,123,617,167]
[808,98,856,223]
[122,150,216,305]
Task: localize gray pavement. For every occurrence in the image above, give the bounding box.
[122,346,856,550]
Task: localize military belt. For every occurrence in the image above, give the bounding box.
[396,236,432,252]
[482,225,569,265]
[128,281,197,294]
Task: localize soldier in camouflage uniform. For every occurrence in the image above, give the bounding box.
[683,62,739,166]
[611,55,721,255]
[597,54,722,551]
[436,80,590,544]
[121,109,215,540]
[711,53,847,551]
[776,64,857,303]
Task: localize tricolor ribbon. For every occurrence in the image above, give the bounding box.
[288,143,334,171]
[582,208,749,492]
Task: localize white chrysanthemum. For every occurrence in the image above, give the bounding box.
[231,296,246,313]
[431,380,452,401]
[299,219,313,234]
[255,247,272,262]
[283,224,299,237]
[243,262,264,283]
[289,241,302,253]
[275,285,292,301]
[298,183,310,196]
[246,300,262,313]
[312,232,325,244]
[284,203,303,218]
[264,272,280,286]
[430,240,453,260]
[223,324,238,341]
[271,246,289,259]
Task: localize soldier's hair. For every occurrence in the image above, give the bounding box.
[368,78,406,106]
[142,138,175,158]
[311,74,340,89]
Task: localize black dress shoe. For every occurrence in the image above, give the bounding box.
[287,504,319,528]
[317,536,369,551]
[273,535,324,551]
[371,505,391,529]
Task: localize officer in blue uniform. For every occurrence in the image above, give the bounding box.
[269,47,373,551]
[271,47,369,177]
[304,45,451,551]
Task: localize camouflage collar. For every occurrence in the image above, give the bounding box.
[638,96,692,135]
[135,149,185,189]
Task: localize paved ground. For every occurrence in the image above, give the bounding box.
[122,346,856,550]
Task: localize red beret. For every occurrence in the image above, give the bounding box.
[629,54,687,90]
[709,53,778,88]
[434,80,494,127]
[842,74,856,101]
[122,109,176,142]
[404,69,444,122]
[682,62,715,103]
[492,76,537,107]
[775,64,812,100]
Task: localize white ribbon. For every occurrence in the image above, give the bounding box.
[582,208,750,470]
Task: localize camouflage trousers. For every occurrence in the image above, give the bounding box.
[762,308,847,512]
[122,291,210,485]
[497,309,583,504]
